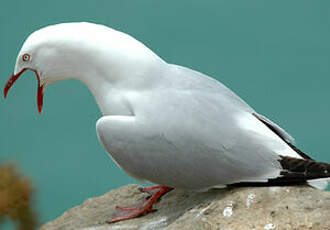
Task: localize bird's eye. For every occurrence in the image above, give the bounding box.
[22,54,31,62]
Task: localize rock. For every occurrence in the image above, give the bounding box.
[39,185,330,230]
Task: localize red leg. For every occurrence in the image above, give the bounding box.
[107,185,173,223]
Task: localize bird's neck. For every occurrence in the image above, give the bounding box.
[76,56,166,116]
[54,29,168,115]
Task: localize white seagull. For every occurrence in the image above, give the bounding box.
[4,22,330,223]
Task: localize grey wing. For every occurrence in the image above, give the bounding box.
[169,65,297,146]
[253,113,295,144]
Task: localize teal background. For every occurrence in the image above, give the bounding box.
[1,0,330,227]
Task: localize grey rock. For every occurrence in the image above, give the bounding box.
[40,185,330,230]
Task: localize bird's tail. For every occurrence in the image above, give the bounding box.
[308,178,330,190]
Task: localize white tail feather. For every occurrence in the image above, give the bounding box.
[308,178,330,190]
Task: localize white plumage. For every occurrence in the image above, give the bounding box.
[5,22,329,191]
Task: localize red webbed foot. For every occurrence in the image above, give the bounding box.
[107,185,173,223]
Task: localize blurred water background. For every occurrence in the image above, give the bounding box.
[1,0,330,228]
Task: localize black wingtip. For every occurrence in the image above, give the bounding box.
[278,156,330,180]
[229,156,330,188]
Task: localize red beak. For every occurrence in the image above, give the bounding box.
[4,68,45,114]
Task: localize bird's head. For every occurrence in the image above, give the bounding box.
[4,23,93,114]
[4,22,158,114]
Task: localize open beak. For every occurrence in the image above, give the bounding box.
[4,68,45,114]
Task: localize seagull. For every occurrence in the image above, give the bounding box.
[4,22,330,223]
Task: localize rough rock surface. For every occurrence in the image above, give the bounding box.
[40,184,330,230]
